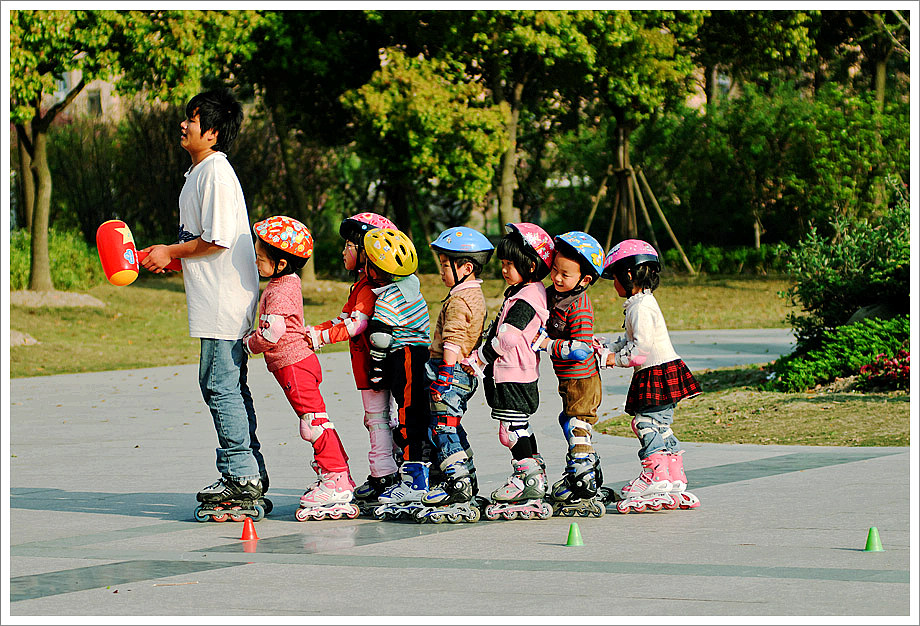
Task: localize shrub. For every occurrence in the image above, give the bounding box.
[10,228,105,291]
[764,316,910,392]
[857,349,910,391]
[662,243,784,274]
[781,177,910,350]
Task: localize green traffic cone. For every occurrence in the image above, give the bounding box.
[566,522,584,547]
[864,526,884,552]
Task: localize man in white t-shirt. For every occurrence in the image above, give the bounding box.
[141,89,267,509]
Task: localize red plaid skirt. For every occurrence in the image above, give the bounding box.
[625,359,701,415]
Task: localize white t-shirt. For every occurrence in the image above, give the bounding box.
[178,152,258,340]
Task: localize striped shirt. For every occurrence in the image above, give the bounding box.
[371,274,431,348]
[546,287,598,379]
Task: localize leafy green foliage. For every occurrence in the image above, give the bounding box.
[764,316,909,392]
[782,178,909,347]
[10,229,105,291]
[662,243,784,275]
[632,83,910,247]
[341,48,504,218]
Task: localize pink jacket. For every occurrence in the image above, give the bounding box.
[490,281,548,384]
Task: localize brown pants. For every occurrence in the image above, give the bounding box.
[557,374,602,454]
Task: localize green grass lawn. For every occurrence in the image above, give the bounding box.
[11,272,909,447]
[10,272,794,378]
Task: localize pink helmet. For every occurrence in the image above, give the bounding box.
[339,212,397,245]
[601,239,659,280]
[506,222,554,279]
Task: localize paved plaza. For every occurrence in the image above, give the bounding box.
[5,328,916,620]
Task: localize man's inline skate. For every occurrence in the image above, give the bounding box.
[548,452,607,518]
[666,450,700,510]
[373,461,429,520]
[415,456,481,524]
[194,476,270,522]
[352,472,399,516]
[483,457,553,521]
[295,464,360,521]
[615,452,677,514]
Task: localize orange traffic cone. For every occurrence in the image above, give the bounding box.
[240,516,259,541]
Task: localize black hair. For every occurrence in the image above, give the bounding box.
[615,262,660,294]
[442,254,485,279]
[186,89,243,153]
[497,233,540,283]
[256,237,307,278]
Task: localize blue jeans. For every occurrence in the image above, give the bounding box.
[426,359,477,463]
[198,338,265,480]
[632,403,682,460]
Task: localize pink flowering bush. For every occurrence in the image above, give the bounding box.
[857,349,910,391]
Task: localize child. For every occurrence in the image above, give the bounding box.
[244,216,359,521]
[532,231,607,517]
[306,212,401,510]
[462,222,553,521]
[595,239,702,513]
[361,227,433,518]
[141,89,267,521]
[417,227,493,523]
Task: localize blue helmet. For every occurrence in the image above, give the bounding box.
[554,231,605,283]
[430,226,494,267]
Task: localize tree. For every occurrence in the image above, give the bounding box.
[10,9,262,291]
[341,48,504,259]
[587,10,704,242]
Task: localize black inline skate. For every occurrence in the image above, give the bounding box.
[548,452,607,518]
[194,476,270,522]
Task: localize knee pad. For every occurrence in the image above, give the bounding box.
[498,420,531,450]
[300,412,333,443]
[363,410,390,431]
[630,415,656,439]
[558,413,592,448]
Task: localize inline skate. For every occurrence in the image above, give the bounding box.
[615,452,676,514]
[295,466,360,521]
[415,457,481,524]
[483,458,553,521]
[373,461,429,520]
[548,452,607,518]
[353,472,399,515]
[194,476,269,522]
[666,450,700,510]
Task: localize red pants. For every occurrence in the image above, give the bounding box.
[273,355,349,473]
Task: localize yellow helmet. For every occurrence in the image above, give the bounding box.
[363,227,418,276]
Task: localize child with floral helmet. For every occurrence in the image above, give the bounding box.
[245,216,358,521]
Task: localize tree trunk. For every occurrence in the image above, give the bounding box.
[16,125,35,230]
[497,81,524,226]
[704,64,717,114]
[29,128,54,291]
[266,99,316,282]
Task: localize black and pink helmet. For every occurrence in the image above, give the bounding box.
[339,212,397,246]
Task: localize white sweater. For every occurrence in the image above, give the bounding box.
[612,290,680,371]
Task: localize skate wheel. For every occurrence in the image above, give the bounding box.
[328,510,343,520]
[261,497,273,515]
[518,510,533,520]
[501,511,516,520]
[484,505,500,521]
[648,502,662,512]
[430,511,444,524]
[465,508,481,523]
[447,512,462,523]
[230,506,246,523]
[211,506,229,523]
[295,507,311,522]
[251,504,265,522]
[634,503,647,513]
[616,502,630,514]
[194,506,209,523]
[346,505,360,519]
[592,502,606,518]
